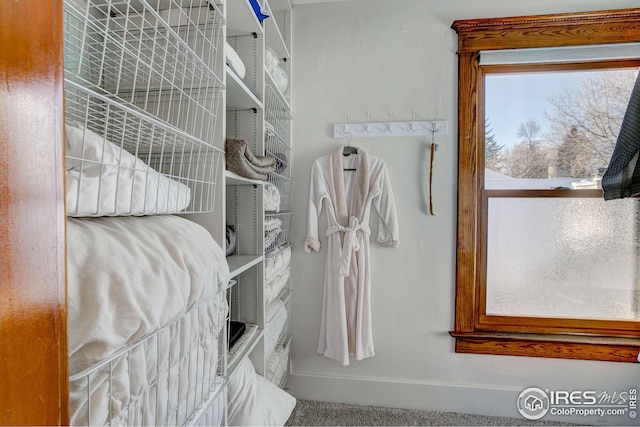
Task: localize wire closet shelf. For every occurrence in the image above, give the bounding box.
[69,291,228,426]
[264,82,292,215]
[63,0,225,216]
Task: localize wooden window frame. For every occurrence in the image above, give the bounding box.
[450,8,640,363]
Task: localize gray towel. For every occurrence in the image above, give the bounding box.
[225,138,276,180]
[602,73,640,200]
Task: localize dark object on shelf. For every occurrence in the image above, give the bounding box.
[226,224,237,257]
[229,321,247,349]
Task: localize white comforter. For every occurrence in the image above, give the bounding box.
[67,215,230,425]
[67,215,229,374]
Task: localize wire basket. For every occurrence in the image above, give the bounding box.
[264,212,292,255]
[64,0,225,144]
[69,291,228,426]
[266,335,291,388]
[65,81,223,216]
[264,291,291,362]
[264,84,291,147]
[265,131,291,212]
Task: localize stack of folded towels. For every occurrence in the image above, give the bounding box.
[264,216,282,254]
[225,138,275,180]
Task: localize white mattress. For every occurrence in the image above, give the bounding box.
[67,215,230,425]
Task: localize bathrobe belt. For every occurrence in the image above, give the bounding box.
[326,216,371,277]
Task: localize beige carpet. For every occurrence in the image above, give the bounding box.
[285,399,575,426]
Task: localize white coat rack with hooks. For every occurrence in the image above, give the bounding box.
[333,111,448,139]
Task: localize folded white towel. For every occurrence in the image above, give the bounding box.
[265,246,291,283]
[265,268,290,306]
[265,229,281,251]
[265,216,282,232]
[264,183,281,212]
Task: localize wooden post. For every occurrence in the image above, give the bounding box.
[0,0,68,424]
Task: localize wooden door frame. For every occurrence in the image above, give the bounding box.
[0,0,69,424]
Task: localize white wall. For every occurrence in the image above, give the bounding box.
[288,0,639,425]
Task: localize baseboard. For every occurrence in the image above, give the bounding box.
[287,371,636,426]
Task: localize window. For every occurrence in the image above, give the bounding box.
[450,9,640,362]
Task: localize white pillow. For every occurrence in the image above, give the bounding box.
[65,123,191,216]
[228,358,296,426]
[226,42,246,79]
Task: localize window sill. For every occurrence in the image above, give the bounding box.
[449,331,640,363]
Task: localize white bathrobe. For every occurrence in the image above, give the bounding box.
[304,147,400,365]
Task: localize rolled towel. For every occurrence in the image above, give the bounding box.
[225,138,276,180]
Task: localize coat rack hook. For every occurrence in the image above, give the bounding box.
[386,110,394,132]
[342,113,350,135]
[408,110,417,132]
[429,121,441,133]
[429,108,442,135]
[363,112,372,133]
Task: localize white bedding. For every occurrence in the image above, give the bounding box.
[228,358,296,426]
[66,123,192,216]
[67,215,230,425]
[70,301,226,426]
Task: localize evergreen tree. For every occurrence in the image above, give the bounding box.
[484,118,504,171]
